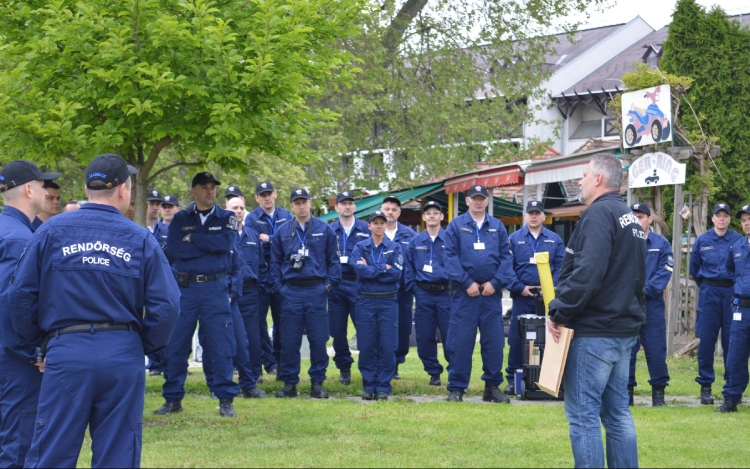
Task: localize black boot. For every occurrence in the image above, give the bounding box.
[310,382,330,399]
[243,387,267,398]
[362,390,376,400]
[393,365,401,380]
[429,374,441,386]
[700,384,714,405]
[219,399,235,417]
[376,392,389,401]
[154,400,182,415]
[339,369,352,385]
[628,385,634,407]
[447,390,464,402]
[483,384,511,404]
[715,399,739,413]
[652,385,667,407]
[275,383,298,398]
[504,382,515,396]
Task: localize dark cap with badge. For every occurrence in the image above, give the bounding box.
[424,201,442,212]
[191,171,221,187]
[369,210,387,222]
[225,186,243,199]
[161,194,179,207]
[147,189,164,202]
[467,184,489,199]
[85,153,137,191]
[256,181,274,195]
[736,204,750,218]
[290,188,311,202]
[336,191,355,203]
[382,195,401,207]
[713,203,731,215]
[526,200,544,213]
[0,160,60,193]
[630,202,651,216]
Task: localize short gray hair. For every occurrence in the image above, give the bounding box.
[589,153,622,191]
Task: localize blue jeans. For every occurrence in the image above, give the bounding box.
[564,336,639,469]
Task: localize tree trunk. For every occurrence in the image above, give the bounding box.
[382,0,429,55]
[134,171,147,226]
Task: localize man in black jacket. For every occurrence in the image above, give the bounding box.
[547,153,646,469]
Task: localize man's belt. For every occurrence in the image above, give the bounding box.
[180,272,227,283]
[705,279,734,287]
[285,278,325,287]
[242,280,257,290]
[342,273,357,281]
[737,298,750,307]
[417,282,451,292]
[47,323,135,340]
[358,290,398,299]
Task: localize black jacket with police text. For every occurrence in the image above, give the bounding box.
[549,191,646,337]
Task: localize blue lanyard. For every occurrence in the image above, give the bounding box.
[371,244,384,265]
[295,225,307,248]
[264,213,276,234]
[341,230,349,254]
[474,215,486,242]
[428,239,434,266]
[526,233,541,253]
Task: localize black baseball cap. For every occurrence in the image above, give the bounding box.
[43,180,60,190]
[85,154,137,191]
[382,195,401,207]
[161,194,179,206]
[256,181,274,195]
[467,185,489,198]
[712,203,731,215]
[290,188,311,202]
[424,201,442,212]
[147,189,164,202]
[630,202,651,216]
[0,160,60,193]
[736,204,750,218]
[369,210,387,222]
[336,191,355,203]
[526,200,544,213]
[191,171,221,187]
[225,186,243,199]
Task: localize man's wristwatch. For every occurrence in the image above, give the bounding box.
[182,234,191,242]
[325,284,331,292]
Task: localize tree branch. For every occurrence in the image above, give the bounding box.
[382,0,429,55]
[147,160,203,183]
[141,136,174,176]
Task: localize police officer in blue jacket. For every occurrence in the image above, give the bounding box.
[717,204,750,412]
[444,185,515,403]
[245,181,292,377]
[404,201,451,386]
[381,195,416,379]
[504,200,564,394]
[690,203,744,404]
[627,203,673,407]
[156,171,240,417]
[225,185,244,202]
[271,188,341,398]
[0,160,58,468]
[351,211,403,400]
[146,188,164,234]
[329,191,371,385]
[9,153,179,467]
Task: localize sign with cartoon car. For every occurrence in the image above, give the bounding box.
[628,152,685,188]
[621,85,672,148]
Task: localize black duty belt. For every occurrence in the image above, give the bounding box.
[285,278,325,287]
[181,272,227,283]
[342,273,357,281]
[47,323,135,340]
[706,279,734,288]
[737,298,750,307]
[242,280,257,290]
[417,282,451,292]
[358,290,398,299]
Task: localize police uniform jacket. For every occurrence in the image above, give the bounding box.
[388,222,416,289]
[0,206,38,361]
[244,206,292,283]
[227,247,244,303]
[444,212,515,290]
[404,228,449,293]
[507,225,565,294]
[167,203,238,276]
[269,216,341,293]
[8,203,181,355]
[153,221,169,249]
[690,228,743,287]
[350,237,403,293]
[548,192,646,338]
[330,218,371,279]
[236,228,261,288]
[727,237,750,300]
[644,231,673,300]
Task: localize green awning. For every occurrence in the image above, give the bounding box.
[318,182,444,222]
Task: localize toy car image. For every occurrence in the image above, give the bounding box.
[645,170,659,185]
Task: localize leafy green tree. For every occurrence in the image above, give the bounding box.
[0,0,363,223]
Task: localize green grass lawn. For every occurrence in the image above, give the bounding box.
[71,341,750,467]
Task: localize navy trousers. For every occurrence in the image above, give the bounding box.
[695,284,734,385]
[202,301,257,393]
[25,331,144,468]
[505,295,536,382]
[278,283,330,385]
[328,279,357,371]
[146,350,166,374]
[722,306,750,402]
[414,289,451,376]
[0,351,42,468]
[163,279,238,401]
[357,296,398,394]
[629,297,670,387]
[237,287,264,382]
[446,289,505,391]
[395,289,414,365]
[258,282,283,372]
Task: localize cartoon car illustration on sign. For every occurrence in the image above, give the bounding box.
[645,170,659,185]
[623,86,671,147]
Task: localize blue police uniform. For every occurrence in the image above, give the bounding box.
[245,205,292,372]
[270,216,341,386]
[9,203,180,467]
[162,203,240,404]
[690,227,743,386]
[153,220,170,249]
[236,227,264,382]
[329,218,371,372]
[444,212,515,393]
[505,225,564,383]
[0,206,43,468]
[404,228,451,377]
[147,220,172,375]
[722,235,750,404]
[388,222,416,366]
[628,231,673,388]
[351,236,402,395]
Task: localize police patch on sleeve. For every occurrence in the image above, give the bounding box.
[228,216,238,230]
[666,255,674,272]
[395,254,404,270]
